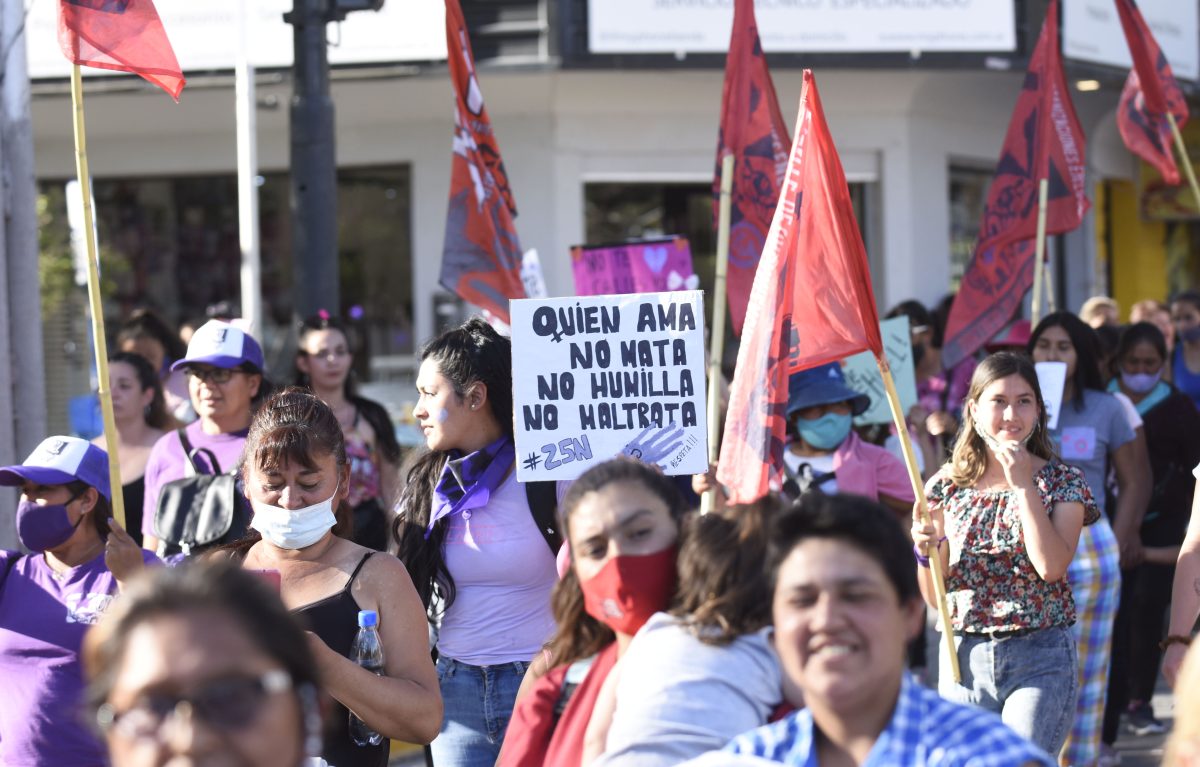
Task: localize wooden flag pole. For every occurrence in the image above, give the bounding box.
[1044,257,1056,313]
[701,153,736,516]
[1029,178,1050,327]
[70,65,125,529]
[1168,113,1200,213]
[877,357,961,683]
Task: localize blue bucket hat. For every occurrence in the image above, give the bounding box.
[786,362,871,419]
[0,436,111,499]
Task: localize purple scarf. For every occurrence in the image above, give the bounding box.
[427,436,515,538]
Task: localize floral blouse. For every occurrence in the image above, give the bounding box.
[926,461,1100,633]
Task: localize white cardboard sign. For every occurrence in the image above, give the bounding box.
[1035,361,1068,430]
[511,291,708,481]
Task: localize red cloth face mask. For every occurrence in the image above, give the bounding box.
[580,546,677,636]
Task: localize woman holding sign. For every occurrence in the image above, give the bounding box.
[1028,312,1149,767]
[393,318,562,767]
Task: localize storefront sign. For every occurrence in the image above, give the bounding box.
[26,0,447,79]
[588,1,1015,55]
[512,291,708,481]
[1064,0,1198,81]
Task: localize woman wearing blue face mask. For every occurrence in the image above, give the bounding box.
[782,363,915,515]
[219,388,442,767]
[1101,322,1200,750]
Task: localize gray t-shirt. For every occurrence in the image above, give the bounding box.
[596,612,782,767]
[1048,388,1136,516]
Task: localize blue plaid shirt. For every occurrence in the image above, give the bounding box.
[723,673,1054,767]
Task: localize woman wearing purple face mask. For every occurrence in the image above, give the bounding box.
[0,436,158,767]
[498,458,690,767]
[1100,321,1200,750]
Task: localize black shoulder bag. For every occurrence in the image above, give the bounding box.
[153,429,250,558]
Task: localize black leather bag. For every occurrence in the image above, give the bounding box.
[153,429,249,558]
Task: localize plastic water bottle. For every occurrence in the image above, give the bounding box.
[349,609,385,747]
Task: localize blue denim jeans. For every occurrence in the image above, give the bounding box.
[429,655,529,767]
[938,625,1078,757]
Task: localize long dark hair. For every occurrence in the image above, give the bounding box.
[115,308,186,368]
[947,352,1056,487]
[392,318,514,612]
[110,351,172,430]
[545,458,690,668]
[221,388,355,558]
[293,314,400,466]
[1028,311,1104,411]
[1116,321,1168,368]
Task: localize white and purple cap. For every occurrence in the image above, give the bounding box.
[170,320,264,373]
[0,436,110,499]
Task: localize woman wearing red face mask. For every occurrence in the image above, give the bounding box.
[497,458,690,767]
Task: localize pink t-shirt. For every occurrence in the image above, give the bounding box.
[436,472,558,665]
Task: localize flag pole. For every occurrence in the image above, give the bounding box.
[1029,178,1050,326]
[877,356,961,683]
[701,153,735,516]
[70,65,125,530]
[1167,113,1200,212]
[1044,257,1056,313]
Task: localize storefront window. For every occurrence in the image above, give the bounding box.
[38,165,413,429]
[948,165,991,289]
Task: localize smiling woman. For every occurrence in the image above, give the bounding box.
[913,352,1097,756]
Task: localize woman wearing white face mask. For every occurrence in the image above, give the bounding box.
[218,388,442,767]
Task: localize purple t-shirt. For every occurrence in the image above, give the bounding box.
[0,548,160,766]
[141,420,248,538]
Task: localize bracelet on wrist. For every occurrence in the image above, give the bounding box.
[912,537,947,568]
[1160,634,1193,651]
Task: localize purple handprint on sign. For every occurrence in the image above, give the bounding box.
[622,423,686,468]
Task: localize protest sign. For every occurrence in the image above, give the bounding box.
[521,249,548,298]
[571,237,699,296]
[842,317,917,426]
[1035,361,1067,430]
[512,291,708,481]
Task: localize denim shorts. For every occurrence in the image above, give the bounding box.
[429,655,530,767]
[938,624,1078,757]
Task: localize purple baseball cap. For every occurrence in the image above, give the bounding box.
[170,320,264,373]
[0,436,110,499]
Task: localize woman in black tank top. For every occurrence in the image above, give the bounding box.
[221,390,442,765]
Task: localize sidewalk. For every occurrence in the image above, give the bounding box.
[1112,686,1173,767]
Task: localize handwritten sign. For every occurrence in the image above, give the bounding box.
[511,291,708,481]
[1035,361,1067,430]
[842,317,917,426]
[571,237,699,296]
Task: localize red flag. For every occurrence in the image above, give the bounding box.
[440,0,525,325]
[942,0,1087,367]
[58,0,184,101]
[714,0,789,337]
[716,70,883,505]
[1114,0,1189,184]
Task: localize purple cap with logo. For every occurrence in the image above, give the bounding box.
[170,320,264,373]
[0,436,111,499]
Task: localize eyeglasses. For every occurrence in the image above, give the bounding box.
[183,366,239,385]
[96,670,293,740]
